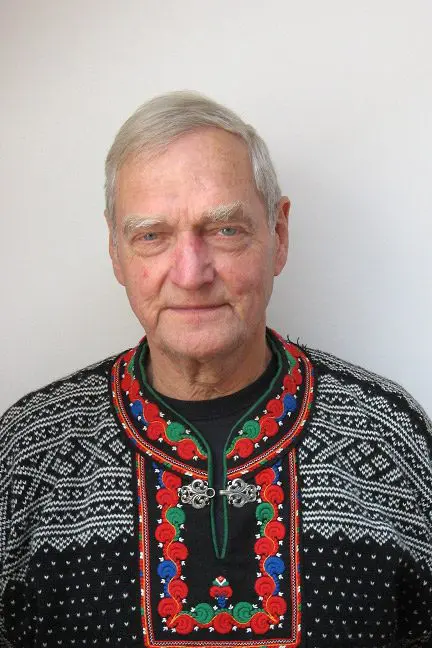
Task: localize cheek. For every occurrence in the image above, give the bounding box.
[118,250,152,286]
[230,248,274,290]
[120,259,157,308]
[222,265,269,301]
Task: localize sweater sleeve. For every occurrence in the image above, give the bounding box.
[0,407,17,648]
[0,401,38,648]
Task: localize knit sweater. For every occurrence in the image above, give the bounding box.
[1,330,431,648]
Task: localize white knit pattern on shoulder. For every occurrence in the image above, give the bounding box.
[0,366,134,588]
[299,353,432,570]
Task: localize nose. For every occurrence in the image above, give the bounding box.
[169,232,215,289]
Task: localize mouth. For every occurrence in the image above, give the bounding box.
[167,304,227,314]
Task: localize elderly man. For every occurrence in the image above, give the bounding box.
[1,92,431,648]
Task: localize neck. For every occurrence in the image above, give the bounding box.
[146,333,271,401]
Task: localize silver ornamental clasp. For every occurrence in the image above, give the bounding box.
[178,479,215,509]
[219,478,259,508]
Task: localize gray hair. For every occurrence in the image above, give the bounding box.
[104,91,281,235]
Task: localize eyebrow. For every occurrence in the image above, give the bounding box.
[204,200,245,222]
[123,214,165,237]
[123,201,251,236]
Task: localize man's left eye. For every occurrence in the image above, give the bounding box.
[219,226,238,237]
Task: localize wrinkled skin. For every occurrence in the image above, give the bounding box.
[108,127,289,397]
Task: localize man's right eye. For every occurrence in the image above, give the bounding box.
[141,232,158,241]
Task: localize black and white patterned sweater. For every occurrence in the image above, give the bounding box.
[1,330,431,648]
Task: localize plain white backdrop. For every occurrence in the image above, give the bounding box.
[0,0,431,414]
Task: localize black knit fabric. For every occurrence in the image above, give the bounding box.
[0,332,431,648]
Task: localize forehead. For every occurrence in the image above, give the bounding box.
[115,128,260,218]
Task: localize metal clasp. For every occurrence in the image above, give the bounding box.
[179,479,215,509]
[219,478,259,508]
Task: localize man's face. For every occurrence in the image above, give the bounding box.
[109,128,289,362]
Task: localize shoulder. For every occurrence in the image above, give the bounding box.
[0,352,127,454]
[297,345,432,571]
[306,344,431,455]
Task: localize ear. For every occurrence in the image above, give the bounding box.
[273,197,290,276]
[105,209,126,286]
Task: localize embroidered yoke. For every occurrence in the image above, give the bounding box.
[0,330,431,648]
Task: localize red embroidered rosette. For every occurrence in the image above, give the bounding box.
[266,595,287,618]
[264,484,284,506]
[162,471,182,490]
[283,374,297,394]
[254,536,274,558]
[157,597,179,619]
[167,541,188,562]
[171,614,195,635]
[235,437,255,458]
[143,401,160,421]
[213,612,235,634]
[177,438,204,460]
[156,487,178,508]
[259,415,279,438]
[146,418,167,440]
[255,467,276,488]
[266,398,284,417]
[168,577,188,600]
[250,611,272,634]
[254,575,276,598]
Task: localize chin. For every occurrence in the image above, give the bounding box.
[158,326,245,362]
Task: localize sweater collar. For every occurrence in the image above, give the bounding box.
[111,329,315,479]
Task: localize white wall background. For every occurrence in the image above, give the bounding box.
[1,0,431,415]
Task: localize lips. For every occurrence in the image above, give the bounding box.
[168,304,225,310]
[166,304,227,317]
